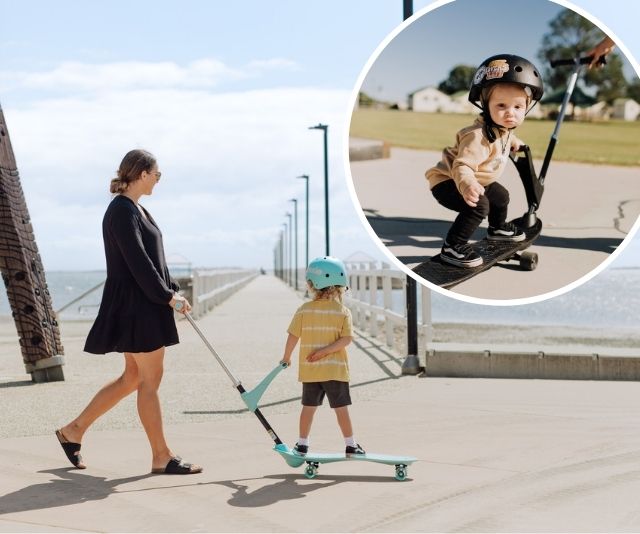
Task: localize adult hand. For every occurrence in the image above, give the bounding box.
[586,36,615,68]
[462,182,485,208]
[169,294,191,314]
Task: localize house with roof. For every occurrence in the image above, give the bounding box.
[408,87,453,112]
[612,98,640,121]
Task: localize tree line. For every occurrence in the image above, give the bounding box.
[438,10,638,105]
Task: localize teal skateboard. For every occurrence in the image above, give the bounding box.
[274,444,416,481]
[186,315,416,481]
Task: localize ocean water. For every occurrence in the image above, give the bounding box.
[0,269,192,321]
[379,267,640,329]
[0,268,638,329]
[428,267,640,328]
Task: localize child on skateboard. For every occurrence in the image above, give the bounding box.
[426,54,544,268]
[281,256,365,457]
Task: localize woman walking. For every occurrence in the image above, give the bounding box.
[55,149,202,475]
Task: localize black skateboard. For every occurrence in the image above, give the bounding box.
[413,217,542,289]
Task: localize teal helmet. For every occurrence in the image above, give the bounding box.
[306,256,348,289]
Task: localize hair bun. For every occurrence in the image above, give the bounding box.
[109,177,128,194]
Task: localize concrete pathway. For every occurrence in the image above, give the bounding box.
[3,276,640,531]
[349,147,640,300]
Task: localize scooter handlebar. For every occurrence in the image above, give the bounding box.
[550,55,606,68]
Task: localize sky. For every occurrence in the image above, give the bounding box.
[360,0,636,103]
[362,0,565,103]
[0,0,639,271]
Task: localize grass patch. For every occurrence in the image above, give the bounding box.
[350,109,640,166]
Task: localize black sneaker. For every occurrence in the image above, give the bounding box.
[487,222,525,242]
[293,443,308,456]
[440,241,483,268]
[346,443,366,456]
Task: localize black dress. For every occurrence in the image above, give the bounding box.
[84,195,179,354]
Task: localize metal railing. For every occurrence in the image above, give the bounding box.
[190,269,258,319]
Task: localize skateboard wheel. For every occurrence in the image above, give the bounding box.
[304,464,318,479]
[519,251,538,271]
[395,465,407,481]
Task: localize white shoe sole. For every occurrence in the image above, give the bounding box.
[487,233,526,242]
[440,253,483,268]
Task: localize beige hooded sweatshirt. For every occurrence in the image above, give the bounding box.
[426,116,523,194]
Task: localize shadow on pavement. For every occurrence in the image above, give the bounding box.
[0,468,153,515]
[367,214,623,257]
[0,380,34,389]
[0,468,409,516]
[220,473,402,507]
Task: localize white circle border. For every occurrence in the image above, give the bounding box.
[341,0,640,307]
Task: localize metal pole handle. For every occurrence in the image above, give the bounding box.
[184,312,241,388]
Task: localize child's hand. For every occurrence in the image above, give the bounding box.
[511,140,523,153]
[306,349,326,362]
[462,182,485,207]
[281,355,291,367]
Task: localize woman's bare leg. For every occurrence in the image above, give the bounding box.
[131,348,175,470]
[60,354,140,444]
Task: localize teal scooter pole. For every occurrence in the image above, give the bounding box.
[185,312,288,447]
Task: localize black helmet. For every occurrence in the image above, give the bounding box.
[468,54,544,111]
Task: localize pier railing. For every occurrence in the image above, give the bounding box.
[55,268,258,320]
[190,268,258,319]
[343,262,432,357]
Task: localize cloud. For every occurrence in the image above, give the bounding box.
[1,58,382,270]
[246,58,299,72]
[1,56,300,93]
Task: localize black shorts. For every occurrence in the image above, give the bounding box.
[302,381,351,408]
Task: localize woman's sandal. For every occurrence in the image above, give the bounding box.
[55,429,86,469]
[151,456,203,475]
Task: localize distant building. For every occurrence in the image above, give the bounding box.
[408,87,452,112]
[612,98,640,121]
[448,90,479,114]
[407,86,544,117]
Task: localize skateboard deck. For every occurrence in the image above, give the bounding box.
[274,444,416,480]
[413,217,543,289]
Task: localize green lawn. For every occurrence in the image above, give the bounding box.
[350,109,640,166]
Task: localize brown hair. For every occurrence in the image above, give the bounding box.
[482,82,532,106]
[308,281,345,303]
[110,149,156,194]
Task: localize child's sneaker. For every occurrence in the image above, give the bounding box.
[440,241,483,268]
[487,222,525,242]
[293,443,308,456]
[346,443,366,456]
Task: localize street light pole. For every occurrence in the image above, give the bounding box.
[285,212,292,287]
[399,0,421,376]
[403,0,413,20]
[279,231,284,280]
[289,198,299,291]
[296,174,309,270]
[281,223,287,284]
[308,123,329,256]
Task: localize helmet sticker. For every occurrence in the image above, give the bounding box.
[485,59,510,80]
[473,66,487,85]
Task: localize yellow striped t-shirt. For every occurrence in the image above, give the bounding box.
[287,299,353,383]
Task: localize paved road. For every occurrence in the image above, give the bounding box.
[349,147,640,300]
[3,276,640,532]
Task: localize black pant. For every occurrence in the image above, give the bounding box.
[432,180,509,245]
